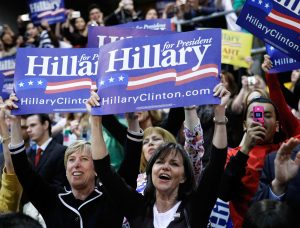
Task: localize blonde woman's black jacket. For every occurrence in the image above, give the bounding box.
[10,143,123,228]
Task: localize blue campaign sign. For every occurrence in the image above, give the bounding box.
[87,26,174,48]
[28,0,66,25]
[0,55,15,99]
[12,48,99,115]
[266,44,300,73]
[0,73,4,99]
[92,29,222,115]
[116,19,175,31]
[237,0,300,61]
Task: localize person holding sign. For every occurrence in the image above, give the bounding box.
[0,97,22,213]
[87,83,230,228]
[262,55,300,137]
[5,94,123,228]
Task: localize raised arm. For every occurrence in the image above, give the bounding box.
[193,83,230,227]
[0,98,14,174]
[212,83,230,149]
[6,94,57,214]
[118,113,143,188]
[271,138,300,196]
[0,97,22,212]
[183,106,204,181]
[262,54,300,137]
[88,93,108,160]
[87,93,145,218]
[231,76,249,114]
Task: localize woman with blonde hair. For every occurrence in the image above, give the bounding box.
[139,127,176,174]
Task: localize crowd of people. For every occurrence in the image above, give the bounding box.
[0,0,300,227]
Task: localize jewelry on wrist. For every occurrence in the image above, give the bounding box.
[213,116,228,125]
[0,135,11,144]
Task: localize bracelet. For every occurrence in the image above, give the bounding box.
[213,116,228,125]
[184,106,197,110]
[0,135,11,144]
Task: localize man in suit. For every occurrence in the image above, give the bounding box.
[26,114,67,188]
[252,137,300,225]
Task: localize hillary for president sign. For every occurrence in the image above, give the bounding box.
[266,44,300,73]
[92,29,221,115]
[237,0,300,61]
[87,26,173,48]
[13,48,99,115]
[28,0,66,25]
[116,19,175,31]
[0,55,15,99]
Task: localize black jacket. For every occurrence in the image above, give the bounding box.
[28,139,68,188]
[252,145,300,211]
[11,143,123,228]
[97,145,227,228]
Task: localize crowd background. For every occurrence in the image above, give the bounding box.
[0,0,299,228]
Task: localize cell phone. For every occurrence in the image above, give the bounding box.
[247,76,256,85]
[71,11,81,19]
[253,106,264,126]
[20,14,30,22]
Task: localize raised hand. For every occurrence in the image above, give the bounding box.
[3,93,19,122]
[213,82,231,108]
[85,91,100,113]
[261,54,273,73]
[125,112,140,132]
[272,137,300,195]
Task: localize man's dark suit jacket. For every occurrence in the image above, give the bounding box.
[28,139,68,189]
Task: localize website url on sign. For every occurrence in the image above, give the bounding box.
[101,88,211,106]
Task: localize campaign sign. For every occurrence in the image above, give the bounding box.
[12,48,99,115]
[266,44,300,73]
[237,0,300,61]
[210,199,232,228]
[0,73,4,98]
[222,29,253,68]
[92,29,221,115]
[87,26,174,48]
[0,56,15,99]
[28,0,66,25]
[116,19,175,31]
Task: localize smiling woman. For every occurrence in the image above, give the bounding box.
[6,93,124,227]
[89,82,230,228]
[145,143,195,203]
[64,141,97,196]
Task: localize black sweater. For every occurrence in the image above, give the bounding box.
[96,145,227,228]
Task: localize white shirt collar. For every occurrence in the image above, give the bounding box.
[37,137,53,151]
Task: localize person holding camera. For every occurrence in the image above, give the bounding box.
[104,0,142,26]
[87,4,105,26]
[219,96,284,228]
[61,9,88,48]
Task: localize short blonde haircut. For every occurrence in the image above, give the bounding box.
[139,127,176,173]
[64,140,92,168]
